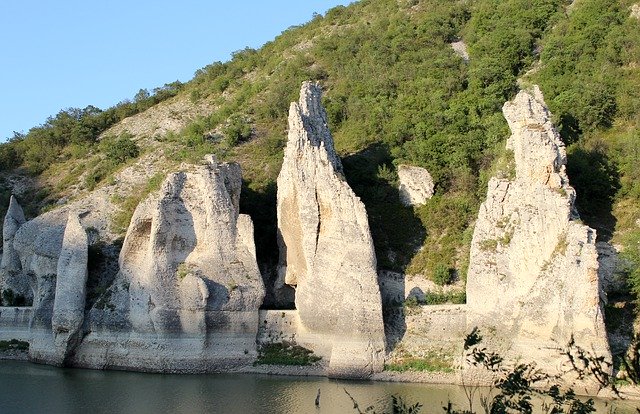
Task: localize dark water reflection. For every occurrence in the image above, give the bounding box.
[0,361,636,414]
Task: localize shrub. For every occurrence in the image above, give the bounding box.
[254,342,321,366]
[0,339,29,352]
[222,114,252,146]
[432,264,454,285]
[102,134,140,163]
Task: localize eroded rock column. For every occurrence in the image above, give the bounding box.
[466,86,611,377]
[51,213,88,364]
[0,196,30,302]
[277,81,385,378]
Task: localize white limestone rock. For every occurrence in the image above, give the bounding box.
[0,196,30,301]
[397,165,434,207]
[74,156,265,371]
[450,40,469,61]
[466,86,611,378]
[277,81,385,378]
[631,4,640,19]
[51,213,88,364]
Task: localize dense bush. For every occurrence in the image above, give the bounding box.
[102,133,140,163]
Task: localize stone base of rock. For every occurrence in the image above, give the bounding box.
[26,310,261,372]
[0,307,31,342]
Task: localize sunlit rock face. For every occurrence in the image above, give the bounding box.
[51,213,88,364]
[277,81,385,378]
[466,86,611,378]
[397,165,434,207]
[74,156,265,371]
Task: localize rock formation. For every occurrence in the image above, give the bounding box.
[0,196,30,302]
[466,86,611,377]
[51,213,88,364]
[450,40,469,62]
[7,207,75,364]
[75,156,265,371]
[277,81,385,378]
[397,165,434,207]
[631,4,640,20]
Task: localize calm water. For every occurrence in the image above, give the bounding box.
[0,360,636,414]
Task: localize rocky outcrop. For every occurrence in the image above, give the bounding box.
[51,213,88,364]
[74,156,265,371]
[397,165,434,207]
[277,81,385,378]
[450,40,469,61]
[466,86,610,377]
[0,196,30,301]
[631,4,640,19]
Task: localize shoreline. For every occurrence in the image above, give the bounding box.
[2,353,638,401]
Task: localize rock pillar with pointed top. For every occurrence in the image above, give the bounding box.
[466,86,611,381]
[277,81,385,378]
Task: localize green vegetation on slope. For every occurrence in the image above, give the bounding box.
[0,0,637,296]
[531,0,640,296]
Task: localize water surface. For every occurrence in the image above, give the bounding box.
[0,361,635,413]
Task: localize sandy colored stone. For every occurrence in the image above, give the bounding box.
[450,40,469,61]
[466,86,611,377]
[277,81,385,378]
[397,165,434,207]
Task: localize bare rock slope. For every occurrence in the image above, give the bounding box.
[466,86,610,375]
[277,81,385,378]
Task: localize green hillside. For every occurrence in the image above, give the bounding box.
[0,0,638,301]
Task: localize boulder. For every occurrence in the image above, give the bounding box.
[450,40,469,61]
[466,86,611,379]
[631,4,640,19]
[397,165,434,207]
[277,81,385,378]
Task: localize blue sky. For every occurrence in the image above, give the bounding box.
[0,1,350,141]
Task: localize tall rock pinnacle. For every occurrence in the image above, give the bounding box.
[277,81,385,378]
[466,86,611,379]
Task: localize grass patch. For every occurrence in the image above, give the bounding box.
[111,172,165,234]
[0,339,29,352]
[404,291,466,308]
[385,352,454,373]
[254,342,321,366]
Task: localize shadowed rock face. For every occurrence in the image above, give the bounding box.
[466,86,611,376]
[51,214,88,364]
[105,156,265,337]
[0,196,30,301]
[277,81,385,378]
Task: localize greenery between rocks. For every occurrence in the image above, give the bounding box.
[0,339,29,352]
[110,172,165,235]
[254,342,321,366]
[385,352,454,373]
